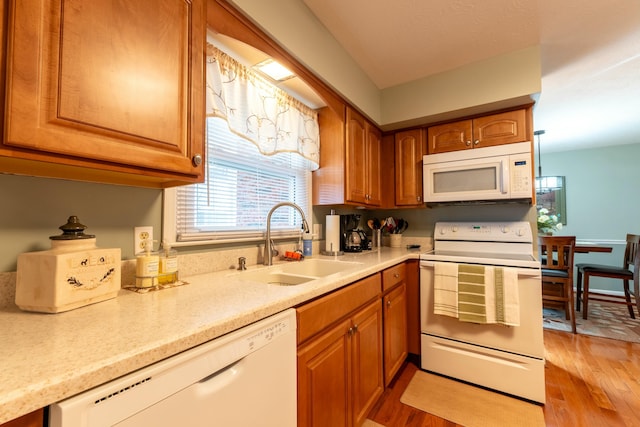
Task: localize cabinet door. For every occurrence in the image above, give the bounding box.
[297,319,352,427]
[383,283,408,385]
[3,0,205,186]
[365,123,382,206]
[427,120,473,153]
[345,108,368,204]
[473,109,527,148]
[0,409,43,427]
[395,129,425,206]
[351,300,384,427]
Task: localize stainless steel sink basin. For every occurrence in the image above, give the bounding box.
[235,259,364,285]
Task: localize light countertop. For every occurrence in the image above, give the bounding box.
[0,248,422,424]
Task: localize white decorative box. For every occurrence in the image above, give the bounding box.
[16,216,121,313]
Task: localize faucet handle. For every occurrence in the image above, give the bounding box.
[270,240,279,258]
[238,257,247,270]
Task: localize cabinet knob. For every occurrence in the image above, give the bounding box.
[473,140,479,146]
[387,299,391,307]
[394,273,400,278]
[466,140,471,146]
[192,154,203,167]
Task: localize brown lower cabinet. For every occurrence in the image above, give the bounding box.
[297,274,384,427]
[297,261,413,427]
[0,409,43,427]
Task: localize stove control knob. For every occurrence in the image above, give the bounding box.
[451,226,458,233]
[501,227,510,233]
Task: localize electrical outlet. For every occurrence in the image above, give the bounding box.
[134,226,153,254]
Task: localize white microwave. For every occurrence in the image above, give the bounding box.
[423,141,533,203]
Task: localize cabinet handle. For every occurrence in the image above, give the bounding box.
[473,140,479,146]
[417,196,421,202]
[348,327,354,336]
[387,299,391,308]
[192,154,203,167]
[394,273,400,278]
[466,140,471,146]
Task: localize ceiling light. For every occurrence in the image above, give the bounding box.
[535,130,563,193]
[254,59,295,81]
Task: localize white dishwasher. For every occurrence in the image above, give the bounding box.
[49,309,297,427]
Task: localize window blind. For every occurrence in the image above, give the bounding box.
[172,117,312,243]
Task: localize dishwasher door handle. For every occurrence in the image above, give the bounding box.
[195,359,244,396]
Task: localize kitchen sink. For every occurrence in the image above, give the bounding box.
[239,272,315,286]
[277,259,363,277]
[235,259,364,285]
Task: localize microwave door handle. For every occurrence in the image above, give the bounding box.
[500,160,509,194]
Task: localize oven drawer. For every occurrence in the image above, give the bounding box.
[421,334,545,403]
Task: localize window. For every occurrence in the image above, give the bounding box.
[163,117,312,245]
[163,42,319,246]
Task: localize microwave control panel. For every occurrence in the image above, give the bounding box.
[509,154,532,197]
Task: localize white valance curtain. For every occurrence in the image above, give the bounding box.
[206,44,320,169]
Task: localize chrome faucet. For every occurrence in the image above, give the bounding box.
[264,202,309,266]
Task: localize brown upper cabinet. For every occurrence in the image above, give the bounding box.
[1,0,206,188]
[314,106,382,207]
[394,129,426,207]
[427,109,528,154]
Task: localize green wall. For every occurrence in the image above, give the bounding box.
[0,174,161,272]
[541,142,640,291]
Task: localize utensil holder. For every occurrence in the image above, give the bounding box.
[390,234,403,248]
[372,229,382,249]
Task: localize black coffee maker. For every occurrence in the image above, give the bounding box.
[340,214,370,252]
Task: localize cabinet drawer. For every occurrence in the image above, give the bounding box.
[296,274,381,344]
[382,263,406,292]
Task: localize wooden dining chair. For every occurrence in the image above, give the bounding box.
[539,236,577,333]
[575,234,640,320]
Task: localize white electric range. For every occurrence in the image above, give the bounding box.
[420,221,545,403]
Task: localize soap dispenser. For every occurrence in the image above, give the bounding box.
[158,239,179,284]
[135,239,159,288]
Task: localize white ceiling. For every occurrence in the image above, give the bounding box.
[301,0,640,153]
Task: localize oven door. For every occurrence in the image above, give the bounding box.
[419,260,543,358]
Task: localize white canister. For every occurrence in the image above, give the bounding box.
[16,216,121,313]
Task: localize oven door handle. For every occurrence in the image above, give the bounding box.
[420,260,540,278]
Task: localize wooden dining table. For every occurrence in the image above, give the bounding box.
[574,244,613,253]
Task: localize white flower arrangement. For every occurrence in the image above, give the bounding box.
[537,208,562,234]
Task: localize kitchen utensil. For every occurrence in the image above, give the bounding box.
[396,219,404,234]
[386,217,396,233]
[367,219,374,230]
[373,218,381,230]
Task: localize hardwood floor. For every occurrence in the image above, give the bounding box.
[368,330,640,426]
